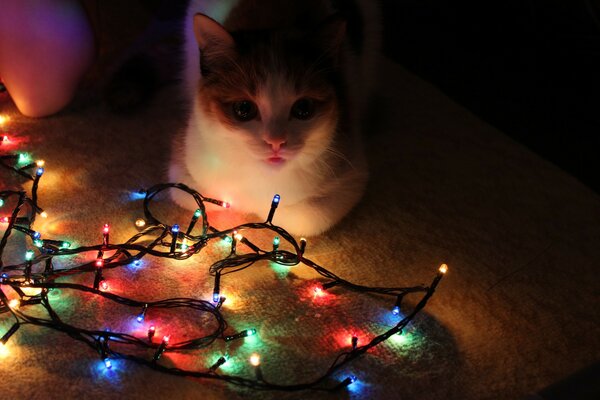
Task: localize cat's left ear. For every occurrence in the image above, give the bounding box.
[193,14,234,51]
[311,14,347,55]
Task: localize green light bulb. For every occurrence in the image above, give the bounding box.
[194,209,202,218]
[0,198,4,207]
[18,153,31,165]
[60,242,71,249]
[25,250,34,261]
[33,240,44,248]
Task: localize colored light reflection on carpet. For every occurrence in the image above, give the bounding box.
[0,113,447,392]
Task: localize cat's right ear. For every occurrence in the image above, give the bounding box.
[193,14,234,51]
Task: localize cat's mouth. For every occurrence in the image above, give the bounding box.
[266,156,285,166]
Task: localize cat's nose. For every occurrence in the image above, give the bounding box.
[264,137,286,152]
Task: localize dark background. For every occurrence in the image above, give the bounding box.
[381,0,600,193]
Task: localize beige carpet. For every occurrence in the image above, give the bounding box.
[0,59,599,400]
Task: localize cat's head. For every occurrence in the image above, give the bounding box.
[193,14,347,170]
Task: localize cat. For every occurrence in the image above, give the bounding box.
[169,0,380,236]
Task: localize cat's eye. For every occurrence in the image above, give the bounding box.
[232,100,258,122]
[291,98,316,120]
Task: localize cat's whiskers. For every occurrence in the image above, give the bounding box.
[324,146,355,170]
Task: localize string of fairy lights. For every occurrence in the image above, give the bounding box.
[0,116,448,392]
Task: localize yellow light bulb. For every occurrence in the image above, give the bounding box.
[438,264,448,274]
[22,280,42,297]
[249,353,260,366]
[0,342,9,357]
[8,299,20,310]
[0,115,9,125]
[36,160,45,167]
[135,218,146,228]
[40,211,48,218]
[234,233,243,241]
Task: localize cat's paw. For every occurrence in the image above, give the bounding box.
[168,161,201,211]
[270,201,336,237]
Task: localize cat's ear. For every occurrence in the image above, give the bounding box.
[193,14,234,51]
[311,14,347,54]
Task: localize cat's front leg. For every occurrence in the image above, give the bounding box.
[271,170,368,237]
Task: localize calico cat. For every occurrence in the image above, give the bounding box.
[169,0,380,236]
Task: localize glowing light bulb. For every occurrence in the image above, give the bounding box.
[103,224,110,234]
[8,299,20,310]
[99,280,109,291]
[249,353,260,367]
[60,241,71,249]
[133,260,141,267]
[221,201,230,208]
[18,153,30,165]
[234,233,243,241]
[32,231,41,240]
[148,326,156,341]
[40,211,48,219]
[313,286,324,298]
[135,218,146,228]
[341,375,357,387]
[272,194,280,205]
[0,199,4,207]
[104,358,112,369]
[96,258,104,267]
[36,160,45,167]
[171,224,179,233]
[1,135,8,143]
[25,250,34,261]
[0,342,8,357]
[439,264,448,274]
[0,115,9,125]
[224,328,257,341]
[194,209,202,218]
[273,236,280,247]
[137,304,148,323]
[1,217,9,224]
[162,335,170,344]
[181,240,189,252]
[36,167,44,176]
[299,237,307,253]
[392,306,400,315]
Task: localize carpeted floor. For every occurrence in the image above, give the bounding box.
[1,59,599,400]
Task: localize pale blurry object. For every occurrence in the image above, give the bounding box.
[0,0,95,117]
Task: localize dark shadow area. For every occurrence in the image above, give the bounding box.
[381,0,600,194]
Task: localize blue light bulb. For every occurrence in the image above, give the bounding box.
[272,194,280,204]
[392,306,400,315]
[33,231,41,240]
[36,167,44,176]
[104,358,112,369]
[171,224,180,233]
